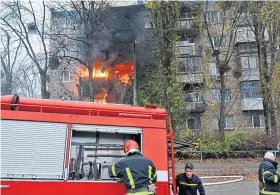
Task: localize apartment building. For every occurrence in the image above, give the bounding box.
[48,1,265,132]
[175,2,265,132]
[48,3,147,104]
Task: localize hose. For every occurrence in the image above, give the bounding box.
[200,175,244,186]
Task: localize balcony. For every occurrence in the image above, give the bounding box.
[186,102,205,113]
[236,27,255,44]
[177,73,204,84]
[240,69,260,81]
[241,98,263,111]
[176,19,199,36]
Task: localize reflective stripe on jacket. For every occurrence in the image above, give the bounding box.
[108,153,157,190]
[176,173,206,195]
[258,158,280,195]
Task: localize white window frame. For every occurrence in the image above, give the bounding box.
[62,70,75,83]
[240,56,257,69]
[207,11,223,24]
[214,115,234,130]
[246,113,265,128]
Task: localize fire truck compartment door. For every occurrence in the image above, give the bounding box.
[71,124,142,134]
[1,119,67,179]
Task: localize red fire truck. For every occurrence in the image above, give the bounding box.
[0,94,191,195]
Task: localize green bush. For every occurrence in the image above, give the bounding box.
[175,130,276,159]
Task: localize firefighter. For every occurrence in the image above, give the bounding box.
[108,140,157,195]
[258,151,280,195]
[175,163,206,195]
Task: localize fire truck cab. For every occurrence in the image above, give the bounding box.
[0,94,182,195]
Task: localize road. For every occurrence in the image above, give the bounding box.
[173,162,259,195]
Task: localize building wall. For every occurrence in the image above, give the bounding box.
[48,2,265,133]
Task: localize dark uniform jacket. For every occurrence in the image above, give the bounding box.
[108,153,157,190]
[258,158,280,194]
[176,173,206,195]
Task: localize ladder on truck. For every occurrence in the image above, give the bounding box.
[167,126,195,195]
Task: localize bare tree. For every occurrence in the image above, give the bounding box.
[246,1,280,147]
[0,27,22,95]
[1,0,52,99]
[199,1,245,141]
[50,0,112,102]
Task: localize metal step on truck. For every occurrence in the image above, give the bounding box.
[0,94,193,195]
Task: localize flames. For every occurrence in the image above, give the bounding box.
[78,60,133,85]
[114,61,134,85]
[77,60,134,103]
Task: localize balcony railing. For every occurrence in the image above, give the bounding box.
[186,102,206,113]
[241,98,263,111]
[176,19,199,35]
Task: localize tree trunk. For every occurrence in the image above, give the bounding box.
[2,73,13,95]
[40,73,50,99]
[216,55,226,141]
[88,65,94,102]
[254,14,278,148]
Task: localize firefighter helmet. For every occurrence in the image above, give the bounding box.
[124,140,140,155]
[264,151,276,161]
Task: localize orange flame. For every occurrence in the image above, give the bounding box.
[76,59,134,103]
[114,61,134,85]
[94,88,107,103]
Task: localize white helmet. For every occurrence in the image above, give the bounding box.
[264,152,276,162]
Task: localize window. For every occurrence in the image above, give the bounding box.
[58,17,66,34]
[207,11,223,24]
[209,62,219,75]
[27,22,36,33]
[186,57,202,73]
[144,40,152,53]
[144,15,151,28]
[211,36,227,49]
[62,70,74,82]
[213,115,234,130]
[178,58,186,72]
[211,89,231,102]
[245,112,265,128]
[240,56,257,69]
[57,47,65,58]
[177,39,195,54]
[178,57,202,73]
[187,117,201,130]
[236,27,255,42]
[241,81,260,98]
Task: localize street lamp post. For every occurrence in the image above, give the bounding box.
[122,16,138,106]
[133,41,137,106]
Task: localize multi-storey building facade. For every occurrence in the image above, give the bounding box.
[175,2,265,133]
[48,1,266,133]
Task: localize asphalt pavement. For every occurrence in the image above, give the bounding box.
[173,162,259,195]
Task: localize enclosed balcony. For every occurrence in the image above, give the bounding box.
[186,102,205,113]
[177,56,204,84]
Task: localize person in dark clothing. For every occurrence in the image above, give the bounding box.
[108,140,157,195]
[258,151,280,195]
[176,163,206,195]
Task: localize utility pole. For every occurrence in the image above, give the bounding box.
[133,41,137,105]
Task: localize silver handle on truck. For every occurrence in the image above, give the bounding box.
[0,185,10,189]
